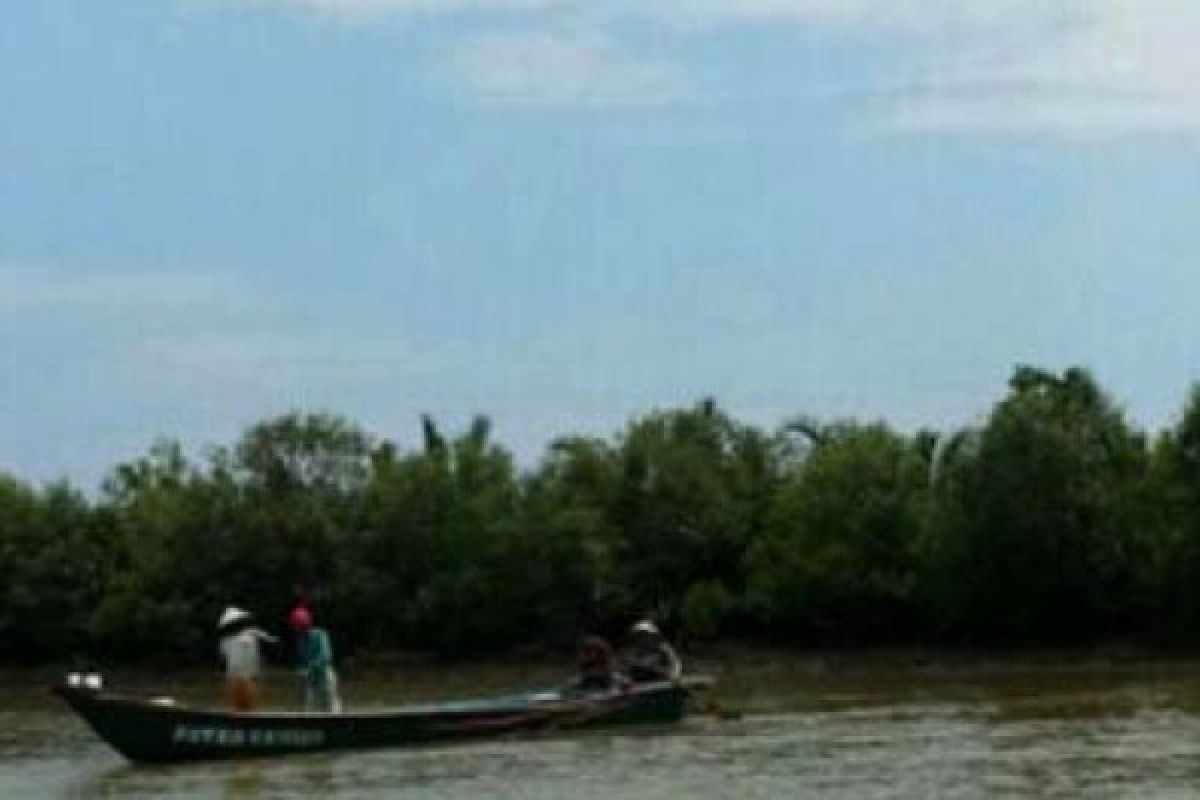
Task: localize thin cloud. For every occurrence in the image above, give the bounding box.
[639,0,1078,32]
[657,0,1200,135]
[227,0,1200,131]
[886,0,1200,134]
[658,0,1200,135]
[252,0,563,20]
[168,330,421,376]
[0,266,432,404]
[0,268,228,314]
[446,28,686,108]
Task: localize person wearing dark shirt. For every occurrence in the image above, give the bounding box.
[569,635,626,692]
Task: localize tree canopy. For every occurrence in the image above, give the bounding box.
[2,366,1199,663]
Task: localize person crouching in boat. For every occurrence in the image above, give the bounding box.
[290,606,342,713]
[622,620,682,684]
[567,635,628,693]
[217,606,279,712]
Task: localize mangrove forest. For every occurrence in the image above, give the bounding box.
[5,365,1200,663]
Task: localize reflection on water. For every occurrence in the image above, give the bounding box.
[7,655,1200,798]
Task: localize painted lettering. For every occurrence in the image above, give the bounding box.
[171,725,325,748]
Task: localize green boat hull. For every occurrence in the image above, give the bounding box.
[55,677,712,764]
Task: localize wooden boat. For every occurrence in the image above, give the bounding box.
[55,676,713,764]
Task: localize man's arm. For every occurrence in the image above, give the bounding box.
[663,642,683,680]
[252,627,280,644]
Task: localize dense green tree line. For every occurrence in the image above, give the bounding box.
[4,366,1200,663]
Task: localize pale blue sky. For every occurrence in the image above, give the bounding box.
[3,0,1199,487]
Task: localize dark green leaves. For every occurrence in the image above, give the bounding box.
[5,368,1200,662]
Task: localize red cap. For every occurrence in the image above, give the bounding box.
[289,606,313,631]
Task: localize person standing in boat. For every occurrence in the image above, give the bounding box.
[291,606,342,713]
[622,620,683,684]
[289,599,311,670]
[217,606,279,712]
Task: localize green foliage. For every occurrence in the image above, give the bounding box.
[1149,385,1200,640]
[236,412,373,495]
[347,415,534,654]
[922,367,1151,641]
[0,475,110,659]
[680,581,736,640]
[4,367,1200,663]
[520,436,627,634]
[746,423,929,639]
[613,401,778,626]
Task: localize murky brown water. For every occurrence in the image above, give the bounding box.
[6,653,1200,798]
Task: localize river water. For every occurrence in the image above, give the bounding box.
[5,653,1200,798]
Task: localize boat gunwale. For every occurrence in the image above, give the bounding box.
[54,675,714,721]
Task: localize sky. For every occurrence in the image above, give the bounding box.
[3,0,1200,487]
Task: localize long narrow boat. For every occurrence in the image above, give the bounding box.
[55,676,713,764]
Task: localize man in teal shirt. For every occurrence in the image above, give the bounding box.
[290,606,342,713]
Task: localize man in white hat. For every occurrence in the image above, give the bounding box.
[623,619,683,684]
[217,607,279,711]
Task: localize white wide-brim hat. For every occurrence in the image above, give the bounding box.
[631,620,660,636]
[217,606,251,630]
